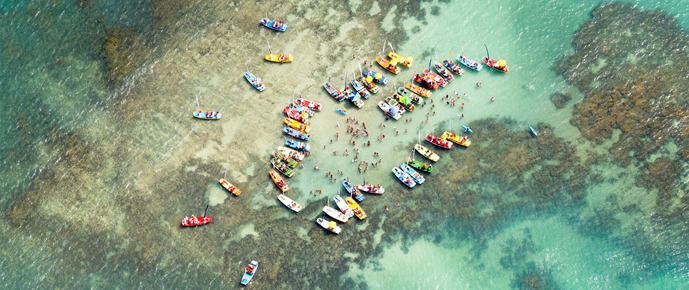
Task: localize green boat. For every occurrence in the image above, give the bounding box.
[407,158,433,173]
[271,159,295,178]
[272,150,298,168]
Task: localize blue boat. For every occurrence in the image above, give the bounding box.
[400,163,425,185]
[245,71,265,91]
[392,166,416,188]
[283,126,310,140]
[457,53,483,71]
[461,125,473,133]
[323,81,345,102]
[240,260,259,285]
[291,104,315,116]
[351,79,372,99]
[285,139,310,152]
[193,110,221,120]
[336,108,348,115]
[260,18,287,32]
[362,68,388,85]
[529,126,538,137]
[342,178,364,202]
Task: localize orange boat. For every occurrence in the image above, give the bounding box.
[219,178,241,196]
[405,82,432,98]
[375,55,401,74]
[270,169,290,193]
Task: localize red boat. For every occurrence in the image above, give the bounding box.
[413,73,439,90]
[482,57,509,73]
[434,62,454,82]
[425,134,453,149]
[294,98,323,111]
[284,106,309,124]
[180,215,212,227]
[422,68,448,87]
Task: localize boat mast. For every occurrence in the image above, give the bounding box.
[382,38,387,55]
[267,40,272,54]
[484,44,490,59]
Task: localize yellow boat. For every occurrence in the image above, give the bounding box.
[283,118,311,133]
[265,53,293,63]
[440,131,471,147]
[345,197,367,220]
[387,51,413,67]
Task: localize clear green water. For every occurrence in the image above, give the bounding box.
[2,0,689,288]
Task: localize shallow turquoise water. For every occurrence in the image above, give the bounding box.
[2,0,689,288]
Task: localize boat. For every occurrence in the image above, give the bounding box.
[295,97,323,111]
[457,48,483,71]
[398,87,425,105]
[440,131,471,147]
[323,81,345,102]
[277,146,305,161]
[483,45,509,73]
[277,193,302,212]
[407,158,433,173]
[316,217,342,234]
[271,150,298,168]
[400,163,425,184]
[357,75,379,94]
[283,118,311,133]
[461,125,473,133]
[260,17,287,32]
[323,205,350,223]
[422,68,449,87]
[336,108,348,115]
[343,178,364,202]
[394,91,415,112]
[384,96,406,115]
[362,68,388,85]
[387,51,413,67]
[376,55,401,74]
[414,143,440,162]
[291,104,314,117]
[219,178,241,196]
[351,78,372,99]
[270,158,295,178]
[193,110,221,120]
[529,126,538,137]
[412,73,440,90]
[180,214,212,227]
[434,62,454,82]
[265,53,293,63]
[442,59,465,75]
[333,195,355,218]
[240,260,259,286]
[426,134,453,149]
[357,183,385,194]
[283,126,310,141]
[392,166,416,188]
[345,88,365,108]
[245,71,266,91]
[345,197,367,220]
[285,139,310,152]
[377,100,401,120]
[269,169,289,193]
[405,82,432,97]
[283,106,309,124]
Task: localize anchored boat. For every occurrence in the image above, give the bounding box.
[240,260,259,286]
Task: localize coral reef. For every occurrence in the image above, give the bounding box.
[549,92,571,109]
[102,28,147,82]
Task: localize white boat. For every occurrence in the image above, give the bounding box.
[333,195,355,218]
[378,100,401,120]
[277,146,305,161]
[277,194,302,212]
[240,260,259,285]
[400,163,425,184]
[316,217,342,234]
[323,206,349,223]
[392,166,416,188]
[357,183,385,194]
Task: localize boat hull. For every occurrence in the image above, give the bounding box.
[345,197,367,220]
[333,195,355,218]
[240,261,259,286]
[392,167,416,188]
[180,215,212,227]
[265,53,293,63]
[414,144,440,162]
[316,217,342,234]
[376,55,401,74]
[269,169,290,192]
[278,194,302,212]
[219,178,241,196]
[323,206,349,223]
[482,57,509,72]
[260,18,287,31]
[426,134,453,149]
[193,111,221,120]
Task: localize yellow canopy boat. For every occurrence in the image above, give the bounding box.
[440,131,471,147]
[265,53,293,63]
[387,51,413,67]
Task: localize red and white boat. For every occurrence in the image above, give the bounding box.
[434,62,454,82]
[426,134,453,149]
[283,106,309,124]
[413,73,439,90]
[422,68,449,87]
[294,97,323,111]
[180,214,212,227]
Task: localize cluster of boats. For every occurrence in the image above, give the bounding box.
[315,177,385,234]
